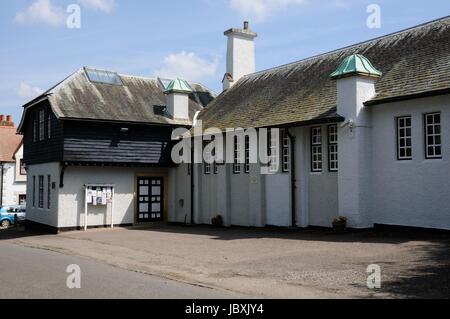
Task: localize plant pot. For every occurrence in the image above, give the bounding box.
[332,223,347,234]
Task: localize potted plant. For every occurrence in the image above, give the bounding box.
[332,216,348,233]
[211,214,224,227]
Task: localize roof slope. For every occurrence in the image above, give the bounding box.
[199,16,450,130]
[0,127,22,162]
[20,68,215,129]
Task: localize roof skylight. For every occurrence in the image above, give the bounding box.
[85,67,123,85]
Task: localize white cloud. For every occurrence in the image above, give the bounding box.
[17,83,44,99]
[229,0,307,22]
[15,0,65,27]
[156,51,218,82]
[78,0,116,13]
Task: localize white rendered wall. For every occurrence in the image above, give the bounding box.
[337,76,376,228]
[224,33,256,90]
[168,164,191,223]
[1,163,26,205]
[58,166,168,228]
[291,126,339,228]
[167,93,189,120]
[26,162,60,227]
[370,95,450,230]
[1,146,26,206]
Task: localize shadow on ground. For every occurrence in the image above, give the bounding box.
[379,241,450,299]
[128,223,450,245]
[0,226,49,241]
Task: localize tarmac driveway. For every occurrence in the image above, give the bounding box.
[2,225,450,298]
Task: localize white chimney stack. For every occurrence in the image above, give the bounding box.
[223,21,257,91]
[164,78,192,120]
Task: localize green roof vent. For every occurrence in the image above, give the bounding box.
[164,78,193,94]
[330,54,382,79]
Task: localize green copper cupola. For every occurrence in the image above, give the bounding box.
[164,78,193,94]
[330,54,382,79]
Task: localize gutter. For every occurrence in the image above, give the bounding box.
[364,88,450,106]
[286,129,297,227]
[0,163,3,207]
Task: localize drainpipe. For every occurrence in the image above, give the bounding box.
[286,128,296,227]
[0,163,3,207]
[190,136,195,224]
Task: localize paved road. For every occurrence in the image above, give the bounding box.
[0,242,240,299]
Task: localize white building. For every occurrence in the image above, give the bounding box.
[18,17,450,232]
[0,115,27,207]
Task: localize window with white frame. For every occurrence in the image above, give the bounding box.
[268,130,278,173]
[244,135,250,174]
[38,175,44,208]
[328,125,338,171]
[282,131,290,173]
[424,112,442,159]
[397,116,412,160]
[47,175,51,209]
[39,110,45,141]
[233,136,241,174]
[311,127,322,172]
[204,143,212,175]
[32,176,36,207]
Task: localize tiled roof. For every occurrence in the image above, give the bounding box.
[19,68,215,131]
[199,16,450,130]
[0,127,22,162]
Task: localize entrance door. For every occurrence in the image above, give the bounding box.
[137,177,164,222]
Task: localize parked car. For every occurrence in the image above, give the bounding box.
[0,205,26,229]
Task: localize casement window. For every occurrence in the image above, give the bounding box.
[328,125,338,171]
[187,163,191,176]
[282,131,290,173]
[204,148,212,175]
[244,135,250,174]
[47,175,51,210]
[32,176,36,207]
[424,112,442,159]
[47,113,51,139]
[397,116,412,160]
[213,162,218,175]
[233,136,241,174]
[33,118,37,143]
[39,110,45,141]
[311,127,323,172]
[268,130,278,173]
[20,159,26,175]
[38,176,44,209]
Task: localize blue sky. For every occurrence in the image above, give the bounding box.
[1,0,449,123]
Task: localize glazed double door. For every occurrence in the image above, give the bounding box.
[137,177,163,222]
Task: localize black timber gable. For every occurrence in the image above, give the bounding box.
[62,120,174,166]
[21,101,176,166]
[22,101,64,165]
